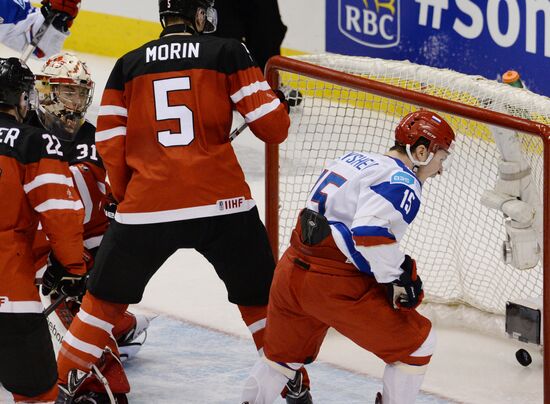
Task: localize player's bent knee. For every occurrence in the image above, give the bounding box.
[404,327,437,367]
[241,358,290,404]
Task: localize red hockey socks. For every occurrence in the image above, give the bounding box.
[57,293,130,393]
[238,304,267,353]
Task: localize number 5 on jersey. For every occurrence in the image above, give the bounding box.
[153,77,195,147]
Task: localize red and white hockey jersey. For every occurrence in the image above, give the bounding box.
[33,120,109,274]
[0,112,85,313]
[305,151,422,283]
[96,27,289,224]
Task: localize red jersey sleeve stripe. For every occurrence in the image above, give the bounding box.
[244,98,281,123]
[230,80,271,103]
[34,199,84,212]
[23,173,73,193]
[96,126,127,142]
[98,105,128,117]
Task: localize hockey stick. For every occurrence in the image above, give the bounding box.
[43,291,68,317]
[20,11,61,62]
[229,122,248,142]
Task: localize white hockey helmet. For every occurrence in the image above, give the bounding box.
[35,53,94,139]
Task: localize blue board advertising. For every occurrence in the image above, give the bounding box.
[326,0,550,96]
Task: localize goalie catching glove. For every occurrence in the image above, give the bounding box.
[385,255,424,310]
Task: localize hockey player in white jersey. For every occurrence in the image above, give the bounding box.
[0,0,80,59]
[241,110,455,404]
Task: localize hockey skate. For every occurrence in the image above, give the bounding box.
[285,371,313,404]
[375,392,383,404]
[56,348,129,404]
[116,313,154,361]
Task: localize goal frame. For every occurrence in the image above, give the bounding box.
[263,55,550,403]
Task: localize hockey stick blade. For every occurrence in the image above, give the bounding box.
[20,12,60,62]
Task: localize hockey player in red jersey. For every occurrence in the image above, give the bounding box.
[0,57,86,403]
[28,52,151,403]
[241,111,456,404]
[55,0,294,402]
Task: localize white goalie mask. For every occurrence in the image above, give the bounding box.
[35,53,95,139]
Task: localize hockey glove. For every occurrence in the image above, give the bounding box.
[385,255,424,310]
[41,254,86,297]
[103,193,118,221]
[274,89,290,113]
[41,0,80,31]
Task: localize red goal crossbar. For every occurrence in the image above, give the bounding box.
[264,55,550,403]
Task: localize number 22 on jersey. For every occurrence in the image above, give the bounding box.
[310,170,347,215]
[153,77,195,147]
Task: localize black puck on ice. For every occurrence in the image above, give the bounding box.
[515,348,532,367]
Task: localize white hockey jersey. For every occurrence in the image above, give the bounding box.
[0,0,67,58]
[305,151,422,283]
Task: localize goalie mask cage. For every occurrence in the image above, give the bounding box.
[263,54,550,401]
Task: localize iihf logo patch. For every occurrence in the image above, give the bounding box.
[338,0,400,48]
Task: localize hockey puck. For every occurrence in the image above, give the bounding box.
[515,348,532,367]
[287,89,303,107]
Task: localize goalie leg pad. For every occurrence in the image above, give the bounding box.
[503,222,540,269]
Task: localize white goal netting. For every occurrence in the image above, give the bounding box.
[274,54,550,315]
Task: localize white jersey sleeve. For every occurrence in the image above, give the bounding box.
[0,0,68,58]
[305,151,422,283]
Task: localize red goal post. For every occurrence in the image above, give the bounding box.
[264,54,550,402]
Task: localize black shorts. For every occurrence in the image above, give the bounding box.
[0,313,57,397]
[87,207,275,306]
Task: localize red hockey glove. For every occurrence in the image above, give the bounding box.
[44,0,80,17]
[41,0,80,30]
[385,255,424,310]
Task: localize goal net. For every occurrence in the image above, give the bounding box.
[264,54,550,318]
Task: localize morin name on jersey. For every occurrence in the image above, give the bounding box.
[146,42,200,63]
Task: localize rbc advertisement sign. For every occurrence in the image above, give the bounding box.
[327,0,550,96]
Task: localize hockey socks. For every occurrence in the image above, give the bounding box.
[238,304,268,353]
[57,293,130,394]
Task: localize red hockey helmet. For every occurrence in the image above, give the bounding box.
[395,110,455,154]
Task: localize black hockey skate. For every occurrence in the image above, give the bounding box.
[375,392,383,404]
[285,371,313,404]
